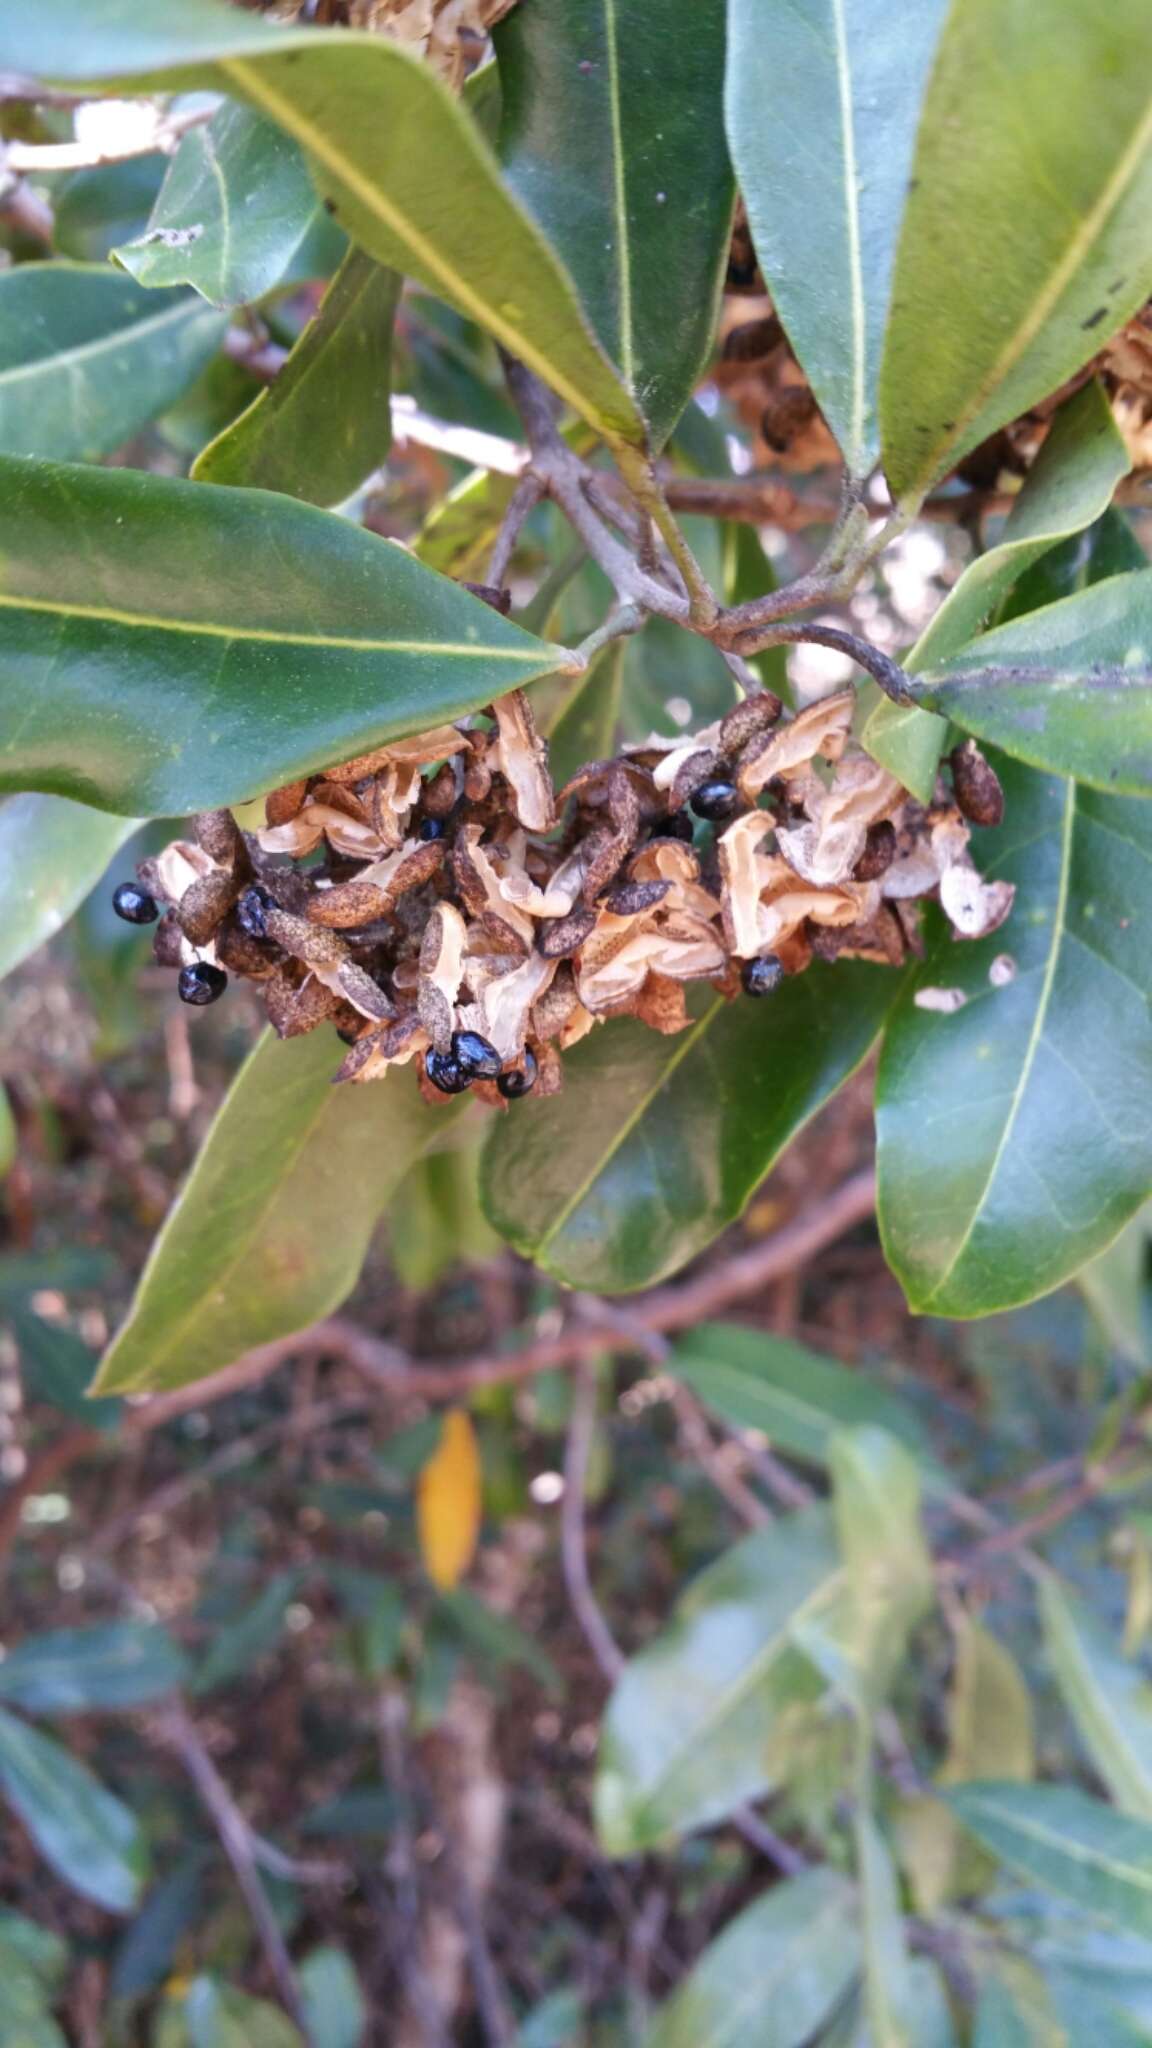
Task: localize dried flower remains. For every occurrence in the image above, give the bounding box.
[113,687,1012,1105]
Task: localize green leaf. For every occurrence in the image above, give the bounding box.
[0,795,136,982]
[494,0,732,446]
[1002,505,1147,624]
[544,642,624,792]
[110,1855,209,2000]
[115,100,344,308]
[864,379,1131,800]
[17,3,645,451]
[193,249,398,504]
[0,263,225,462]
[726,0,947,475]
[52,153,167,264]
[827,1427,933,1707]
[10,1308,121,1431]
[880,0,1152,499]
[973,1969,1067,2048]
[93,1032,460,1395]
[0,1706,145,1913]
[667,1324,931,1474]
[877,754,1152,1317]
[0,1623,186,1714]
[724,524,789,700]
[643,1867,859,2048]
[947,1782,1152,1939]
[595,1506,843,1852]
[191,1571,298,1694]
[184,1977,302,2048]
[913,571,1152,792]
[298,1947,366,2048]
[0,1088,13,1182]
[1042,1579,1152,1821]
[0,456,565,817]
[855,1808,915,2048]
[1078,1206,1152,1367]
[482,962,902,1292]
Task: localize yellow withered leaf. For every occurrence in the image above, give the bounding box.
[417,1408,482,1590]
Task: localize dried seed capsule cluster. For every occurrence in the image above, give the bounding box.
[112,686,1010,1107]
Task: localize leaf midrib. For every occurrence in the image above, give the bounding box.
[1046,1589,1152,1819]
[917,776,1076,1309]
[0,589,553,661]
[961,1790,1152,1900]
[903,86,1152,497]
[828,0,867,468]
[221,53,637,447]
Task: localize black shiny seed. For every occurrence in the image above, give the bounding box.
[741,954,785,998]
[426,1048,472,1095]
[417,816,447,842]
[498,1047,538,1100]
[657,810,696,843]
[177,962,228,1007]
[451,1029,503,1080]
[690,778,739,823]
[112,881,159,926]
[236,884,272,938]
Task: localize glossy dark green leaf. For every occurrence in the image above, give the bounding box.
[877,755,1152,1317]
[1001,505,1147,623]
[194,249,398,503]
[0,1706,145,1913]
[52,153,167,264]
[596,1507,842,1852]
[948,1783,1152,1938]
[0,1624,186,1714]
[15,2,645,452]
[0,795,136,981]
[880,0,1152,499]
[0,263,225,461]
[643,1868,859,2048]
[865,379,1130,799]
[1041,1580,1152,1821]
[11,1308,121,1431]
[726,0,947,474]
[483,963,901,1292]
[0,457,565,817]
[668,1324,931,1473]
[495,0,732,446]
[93,1032,461,1396]
[115,100,344,308]
[913,571,1152,792]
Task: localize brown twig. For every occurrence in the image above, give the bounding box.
[158,1702,314,2041]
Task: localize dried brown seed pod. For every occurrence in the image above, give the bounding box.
[721,314,784,363]
[950,739,1005,828]
[719,690,784,754]
[760,387,818,453]
[195,809,245,867]
[175,867,242,946]
[152,912,185,968]
[537,907,598,958]
[852,820,899,882]
[265,779,308,827]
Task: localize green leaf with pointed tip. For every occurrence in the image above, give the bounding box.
[1041,1580,1152,1822]
[1001,505,1147,623]
[0,457,565,817]
[115,100,344,308]
[726,0,947,475]
[668,1324,931,1474]
[947,1782,1152,1939]
[194,249,399,503]
[913,571,1152,792]
[482,963,902,1292]
[93,1032,463,1397]
[865,379,1130,799]
[643,1868,859,2048]
[14,2,644,451]
[0,263,226,462]
[880,0,1152,500]
[0,1624,187,1715]
[596,1507,843,1852]
[0,1707,146,1914]
[52,153,167,264]
[494,0,732,447]
[0,796,137,981]
[877,754,1152,1317]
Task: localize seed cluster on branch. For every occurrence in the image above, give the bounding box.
[114,690,1011,1105]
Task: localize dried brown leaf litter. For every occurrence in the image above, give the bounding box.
[121,686,1012,1104]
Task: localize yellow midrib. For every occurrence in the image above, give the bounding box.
[829,0,867,467]
[0,588,553,661]
[601,0,634,390]
[221,54,639,448]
